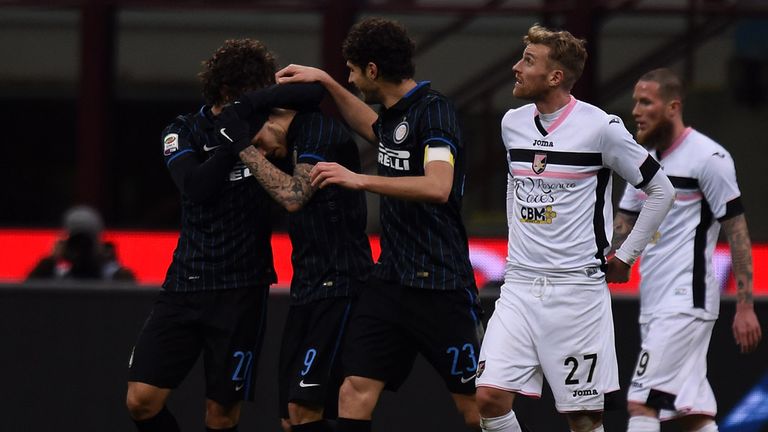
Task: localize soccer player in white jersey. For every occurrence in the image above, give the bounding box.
[475,25,675,432]
[613,68,762,432]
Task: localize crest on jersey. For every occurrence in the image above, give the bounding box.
[533,152,547,174]
[393,121,409,143]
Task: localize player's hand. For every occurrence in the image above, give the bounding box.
[733,303,762,353]
[604,256,631,283]
[276,64,332,85]
[215,107,254,155]
[310,162,363,190]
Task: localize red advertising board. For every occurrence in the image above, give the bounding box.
[0,229,765,295]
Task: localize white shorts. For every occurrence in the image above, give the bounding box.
[627,312,717,420]
[476,279,619,412]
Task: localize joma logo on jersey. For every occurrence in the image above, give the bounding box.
[532,139,553,147]
[520,205,557,224]
[572,389,598,397]
[378,143,411,171]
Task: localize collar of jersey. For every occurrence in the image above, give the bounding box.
[385,80,431,113]
[196,105,216,130]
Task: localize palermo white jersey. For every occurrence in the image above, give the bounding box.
[503,97,660,284]
[619,128,744,321]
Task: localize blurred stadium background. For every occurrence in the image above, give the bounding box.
[0,0,766,431]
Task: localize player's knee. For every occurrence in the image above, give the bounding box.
[125,387,163,420]
[627,401,658,418]
[475,387,514,418]
[565,411,602,432]
[338,376,379,408]
[287,401,323,424]
[205,399,241,429]
[280,418,293,432]
[453,395,481,429]
[678,414,717,432]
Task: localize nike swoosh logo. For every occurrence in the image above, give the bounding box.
[299,380,321,388]
[203,144,221,152]
[220,127,233,142]
[460,374,476,384]
[235,382,245,391]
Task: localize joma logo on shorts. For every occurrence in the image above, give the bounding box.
[572,389,598,397]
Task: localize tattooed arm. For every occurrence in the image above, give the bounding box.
[721,214,762,353]
[239,146,316,212]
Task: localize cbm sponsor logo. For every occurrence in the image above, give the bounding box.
[520,205,557,224]
[378,143,411,171]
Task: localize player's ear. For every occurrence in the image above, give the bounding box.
[667,99,682,118]
[549,69,564,88]
[366,62,378,80]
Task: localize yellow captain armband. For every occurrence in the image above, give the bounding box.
[423,145,455,168]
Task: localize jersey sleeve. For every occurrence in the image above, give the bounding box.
[699,150,744,221]
[600,115,660,188]
[162,118,196,167]
[418,97,461,157]
[294,112,340,165]
[618,180,644,214]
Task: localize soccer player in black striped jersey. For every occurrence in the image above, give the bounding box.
[126,39,316,432]
[614,68,761,432]
[216,103,374,432]
[276,18,483,432]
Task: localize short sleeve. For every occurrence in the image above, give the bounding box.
[601,115,660,188]
[418,97,460,157]
[698,150,743,221]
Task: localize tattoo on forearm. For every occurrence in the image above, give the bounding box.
[722,215,754,304]
[611,213,638,252]
[239,147,315,210]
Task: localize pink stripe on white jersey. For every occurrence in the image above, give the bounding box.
[512,168,598,179]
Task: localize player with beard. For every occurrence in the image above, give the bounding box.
[613,68,761,432]
[473,25,675,432]
[275,17,483,432]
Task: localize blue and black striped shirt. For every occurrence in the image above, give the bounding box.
[286,111,373,304]
[373,82,475,290]
[161,106,276,292]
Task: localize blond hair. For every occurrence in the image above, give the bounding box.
[523,24,587,90]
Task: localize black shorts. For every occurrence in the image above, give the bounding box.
[278,297,354,419]
[342,277,484,394]
[128,287,269,405]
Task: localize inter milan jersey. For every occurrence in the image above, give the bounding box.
[502,97,659,284]
[619,128,744,322]
[286,111,373,304]
[372,81,475,290]
[161,106,276,292]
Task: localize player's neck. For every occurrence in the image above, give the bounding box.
[534,91,572,115]
[381,79,418,109]
[656,120,688,153]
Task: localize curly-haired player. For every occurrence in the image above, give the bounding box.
[276,17,484,432]
[125,39,278,432]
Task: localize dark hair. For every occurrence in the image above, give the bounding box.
[638,68,685,102]
[199,39,277,106]
[342,17,415,83]
[524,24,587,91]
